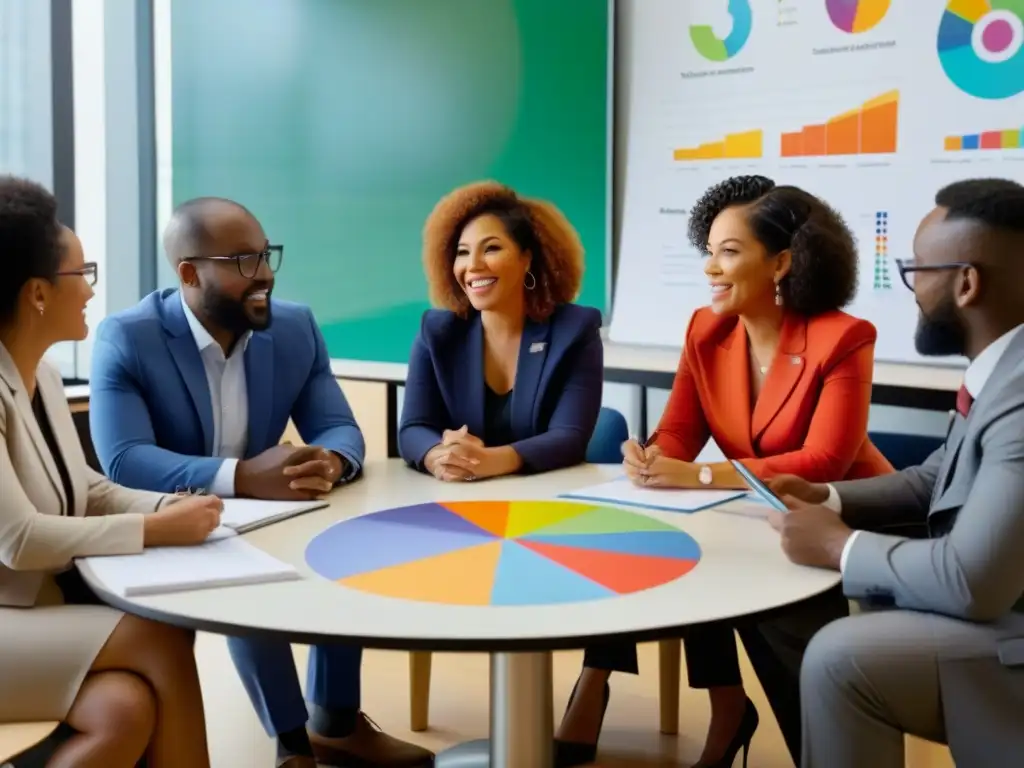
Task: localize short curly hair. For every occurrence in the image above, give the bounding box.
[0,175,63,325]
[422,181,585,321]
[687,175,858,316]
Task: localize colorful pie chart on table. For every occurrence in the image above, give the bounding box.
[305,501,702,606]
[826,0,892,34]
[937,0,1024,99]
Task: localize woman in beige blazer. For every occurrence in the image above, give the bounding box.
[0,176,224,767]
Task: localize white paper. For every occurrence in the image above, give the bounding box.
[81,537,301,597]
[219,498,328,533]
[560,477,746,513]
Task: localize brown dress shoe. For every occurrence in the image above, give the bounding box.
[309,713,434,767]
[276,756,318,768]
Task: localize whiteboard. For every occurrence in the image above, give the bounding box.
[611,0,1023,365]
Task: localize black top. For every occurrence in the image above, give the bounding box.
[484,386,514,447]
[33,390,98,604]
[32,390,75,514]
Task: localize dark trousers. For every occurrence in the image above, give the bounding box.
[581,585,849,765]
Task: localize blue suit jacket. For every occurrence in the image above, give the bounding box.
[89,288,365,494]
[399,303,604,474]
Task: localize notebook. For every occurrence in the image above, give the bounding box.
[80,537,301,597]
[559,477,746,513]
[218,498,329,534]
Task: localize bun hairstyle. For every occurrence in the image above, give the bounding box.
[0,175,63,325]
[687,175,859,317]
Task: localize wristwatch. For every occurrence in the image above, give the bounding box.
[697,465,713,485]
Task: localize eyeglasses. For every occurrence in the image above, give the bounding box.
[56,261,99,287]
[184,244,284,278]
[894,258,975,291]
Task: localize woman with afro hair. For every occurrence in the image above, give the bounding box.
[557,175,893,768]
[398,180,603,481]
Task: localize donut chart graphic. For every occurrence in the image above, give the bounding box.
[826,0,891,34]
[690,0,752,62]
[305,501,702,606]
[938,0,1024,99]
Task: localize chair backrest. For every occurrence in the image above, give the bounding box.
[586,407,629,464]
[869,431,945,471]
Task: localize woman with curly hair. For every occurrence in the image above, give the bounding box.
[399,180,603,481]
[555,175,893,768]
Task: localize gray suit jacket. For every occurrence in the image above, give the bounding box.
[836,329,1024,622]
[833,329,1024,755]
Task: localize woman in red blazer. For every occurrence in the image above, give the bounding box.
[554,176,893,768]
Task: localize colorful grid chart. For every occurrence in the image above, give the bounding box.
[673,129,763,161]
[873,211,891,290]
[780,91,899,157]
[305,501,702,606]
[944,128,1022,150]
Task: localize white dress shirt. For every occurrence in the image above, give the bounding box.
[181,294,252,497]
[830,323,1024,571]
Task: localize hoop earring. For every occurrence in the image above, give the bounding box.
[774,282,783,306]
[524,271,537,291]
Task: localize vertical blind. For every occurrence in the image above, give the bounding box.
[0,0,53,182]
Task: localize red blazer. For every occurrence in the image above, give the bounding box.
[650,307,893,482]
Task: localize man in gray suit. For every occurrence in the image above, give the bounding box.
[766,177,1024,767]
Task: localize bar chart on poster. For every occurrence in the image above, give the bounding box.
[612,0,1023,365]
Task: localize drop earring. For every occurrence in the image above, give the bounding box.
[774,283,783,306]
[37,304,45,315]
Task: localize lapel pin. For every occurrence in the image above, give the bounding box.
[530,342,546,354]
[790,356,801,365]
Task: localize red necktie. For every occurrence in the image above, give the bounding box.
[956,384,974,418]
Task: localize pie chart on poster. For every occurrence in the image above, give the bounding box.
[304,501,703,606]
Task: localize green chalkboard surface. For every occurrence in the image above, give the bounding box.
[171,0,611,362]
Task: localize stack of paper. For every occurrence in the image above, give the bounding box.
[80,537,301,597]
[560,477,746,513]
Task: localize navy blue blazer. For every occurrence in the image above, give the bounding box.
[88,288,365,494]
[399,303,604,474]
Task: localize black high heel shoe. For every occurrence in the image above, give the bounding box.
[553,678,610,768]
[693,697,759,768]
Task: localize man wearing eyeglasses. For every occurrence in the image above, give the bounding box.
[762,177,1024,767]
[88,198,433,768]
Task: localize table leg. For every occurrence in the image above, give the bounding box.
[434,651,553,768]
[386,382,400,458]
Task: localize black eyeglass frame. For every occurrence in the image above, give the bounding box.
[893,258,976,291]
[183,244,284,278]
[55,261,99,287]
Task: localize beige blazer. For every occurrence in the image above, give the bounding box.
[0,343,170,722]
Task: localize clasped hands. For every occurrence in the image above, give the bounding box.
[238,442,345,501]
[424,426,504,482]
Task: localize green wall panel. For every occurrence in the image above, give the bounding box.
[171,0,610,362]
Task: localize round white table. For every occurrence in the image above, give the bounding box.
[80,459,840,768]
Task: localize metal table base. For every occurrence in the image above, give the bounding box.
[435,651,553,768]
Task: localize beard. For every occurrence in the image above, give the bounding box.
[914,292,966,357]
[201,283,273,336]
